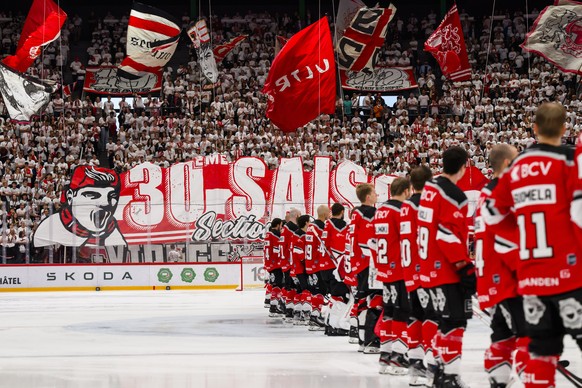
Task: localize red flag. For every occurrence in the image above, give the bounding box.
[457,166,489,192]
[274,35,289,55]
[213,35,247,62]
[262,18,336,133]
[424,4,472,81]
[2,0,67,73]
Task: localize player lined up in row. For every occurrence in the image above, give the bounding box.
[262,102,582,388]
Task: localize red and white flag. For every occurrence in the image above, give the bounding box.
[424,4,472,81]
[2,0,67,73]
[336,4,397,73]
[522,4,582,75]
[118,3,181,79]
[213,35,247,62]
[187,19,211,48]
[262,17,336,133]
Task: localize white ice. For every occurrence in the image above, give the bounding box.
[0,290,579,388]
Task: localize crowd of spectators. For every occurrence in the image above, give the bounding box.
[0,6,581,262]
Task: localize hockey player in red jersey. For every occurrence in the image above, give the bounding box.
[290,214,311,325]
[264,218,284,317]
[280,209,300,321]
[482,103,582,388]
[417,146,476,387]
[400,165,437,386]
[371,177,412,375]
[322,203,352,336]
[475,144,530,387]
[351,183,381,353]
[304,205,331,330]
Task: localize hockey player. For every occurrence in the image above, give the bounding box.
[304,205,330,329]
[417,146,476,387]
[400,165,436,387]
[322,203,352,336]
[264,218,284,317]
[280,209,300,320]
[482,103,582,388]
[350,183,381,353]
[474,144,529,388]
[291,214,312,325]
[372,177,411,375]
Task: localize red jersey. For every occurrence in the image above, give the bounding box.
[263,229,282,272]
[474,179,519,309]
[343,218,357,286]
[305,220,325,274]
[483,144,582,296]
[290,228,306,276]
[321,218,348,271]
[280,221,298,272]
[349,205,376,276]
[372,200,403,283]
[400,193,422,292]
[417,176,470,288]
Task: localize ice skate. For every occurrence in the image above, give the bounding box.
[409,359,427,387]
[363,339,380,354]
[442,373,470,388]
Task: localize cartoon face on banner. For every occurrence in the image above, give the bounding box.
[198,43,219,83]
[33,166,127,249]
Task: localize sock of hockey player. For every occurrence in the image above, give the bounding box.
[522,355,559,388]
[376,315,394,374]
[349,300,362,344]
[388,320,410,375]
[269,286,282,316]
[407,319,427,386]
[363,295,382,354]
[422,319,439,382]
[264,283,272,308]
[484,336,516,386]
[301,290,312,325]
[285,289,297,321]
[514,337,530,377]
[435,327,465,379]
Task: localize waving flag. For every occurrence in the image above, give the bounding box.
[118,3,181,79]
[274,35,289,55]
[424,4,472,81]
[522,4,582,75]
[336,4,396,73]
[262,17,336,132]
[2,0,67,73]
[213,35,247,62]
[335,0,366,37]
[0,63,53,121]
[188,20,219,83]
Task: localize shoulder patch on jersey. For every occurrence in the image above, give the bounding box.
[356,205,376,221]
[305,235,314,242]
[433,177,468,208]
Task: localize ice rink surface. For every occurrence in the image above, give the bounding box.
[0,290,579,388]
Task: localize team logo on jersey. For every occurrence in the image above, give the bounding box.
[559,298,582,329]
[157,268,173,283]
[305,235,314,242]
[524,296,546,325]
[181,268,196,283]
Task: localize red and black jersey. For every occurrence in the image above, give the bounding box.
[280,221,298,272]
[263,228,282,272]
[573,136,582,247]
[304,220,326,274]
[474,179,519,309]
[348,205,376,276]
[372,199,403,283]
[400,193,421,292]
[483,144,582,296]
[321,218,347,271]
[290,228,306,276]
[417,176,470,288]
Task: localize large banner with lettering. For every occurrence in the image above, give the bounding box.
[31,156,484,263]
[83,66,162,95]
[340,67,418,92]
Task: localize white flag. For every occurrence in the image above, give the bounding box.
[335,0,366,38]
[0,63,52,121]
[521,4,582,74]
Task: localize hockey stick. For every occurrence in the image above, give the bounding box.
[471,296,492,326]
[558,360,582,388]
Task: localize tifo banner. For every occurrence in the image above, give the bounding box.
[31,156,485,262]
[83,66,162,95]
[340,67,418,91]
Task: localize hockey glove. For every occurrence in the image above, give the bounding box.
[457,262,477,295]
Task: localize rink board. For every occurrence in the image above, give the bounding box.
[0,261,266,292]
